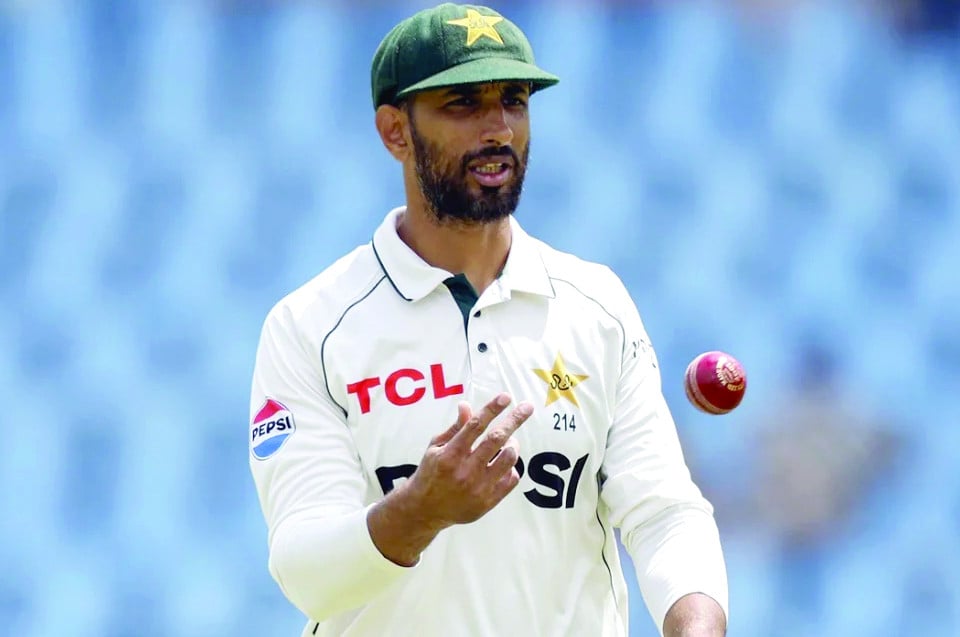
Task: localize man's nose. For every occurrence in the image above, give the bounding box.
[480,105,514,147]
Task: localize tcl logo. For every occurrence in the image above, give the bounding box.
[347,363,463,414]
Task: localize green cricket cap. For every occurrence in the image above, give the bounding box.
[371,3,559,109]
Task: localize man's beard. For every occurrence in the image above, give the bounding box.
[410,121,529,225]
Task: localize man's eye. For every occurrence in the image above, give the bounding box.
[505,97,527,107]
[447,97,476,107]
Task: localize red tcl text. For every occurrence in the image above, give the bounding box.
[346,363,463,414]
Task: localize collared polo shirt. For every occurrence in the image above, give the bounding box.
[249,207,728,637]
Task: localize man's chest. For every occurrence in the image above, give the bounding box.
[323,296,623,504]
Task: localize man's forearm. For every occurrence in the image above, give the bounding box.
[618,503,729,631]
[269,507,412,621]
[662,592,726,636]
[367,481,446,566]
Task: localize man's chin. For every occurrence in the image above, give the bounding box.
[478,185,506,197]
[434,201,514,225]
[423,178,522,224]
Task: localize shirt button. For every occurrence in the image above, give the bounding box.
[473,310,481,318]
[477,342,488,353]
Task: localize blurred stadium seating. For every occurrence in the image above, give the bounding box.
[1,1,958,635]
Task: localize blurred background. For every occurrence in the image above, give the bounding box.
[2,0,959,635]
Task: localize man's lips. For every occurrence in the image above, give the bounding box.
[467,154,514,170]
[469,163,512,187]
[467,155,515,187]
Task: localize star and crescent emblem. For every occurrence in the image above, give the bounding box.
[446,9,505,46]
[533,353,589,407]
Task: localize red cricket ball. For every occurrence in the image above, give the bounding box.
[684,351,747,415]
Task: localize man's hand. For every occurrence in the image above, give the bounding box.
[408,393,532,526]
[368,393,533,566]
[662,593,726,637]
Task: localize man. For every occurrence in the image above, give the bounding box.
[249,3,728,636]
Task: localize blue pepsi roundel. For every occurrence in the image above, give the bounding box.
[251,398,296,460]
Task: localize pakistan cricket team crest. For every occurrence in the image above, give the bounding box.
[446,9,504,46]
[533,353,589,407]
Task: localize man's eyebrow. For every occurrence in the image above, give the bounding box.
[442,86,481,97]
[502,83,530,96]
[441,83,530,98]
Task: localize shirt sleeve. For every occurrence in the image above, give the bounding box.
[598,275,729,634]
[248,302,412,622]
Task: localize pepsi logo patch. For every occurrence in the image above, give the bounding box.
[251,398,296,460]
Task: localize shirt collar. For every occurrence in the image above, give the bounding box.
[500,216,556,299]
[372,206,555,302]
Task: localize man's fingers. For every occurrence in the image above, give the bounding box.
[500,402,534,438]
[487,438,520,474]
[431,402,472,446]
[492,464,522,500]
[450,393,512,450]
[471,401,534,462]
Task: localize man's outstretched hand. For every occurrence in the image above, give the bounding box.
[368,393,534,566]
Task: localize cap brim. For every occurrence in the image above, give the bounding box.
[396,57,559,101]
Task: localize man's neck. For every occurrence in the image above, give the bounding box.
[396,205,511,296]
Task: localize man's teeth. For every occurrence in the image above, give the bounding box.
[474,163,504,174]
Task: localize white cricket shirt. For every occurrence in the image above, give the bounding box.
[249,207,728,637]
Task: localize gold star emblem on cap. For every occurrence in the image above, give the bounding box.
[446,9,504,47]
[533,353,589,407]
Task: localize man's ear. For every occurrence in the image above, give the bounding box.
[375,104,411,162]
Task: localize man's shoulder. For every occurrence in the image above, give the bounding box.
[529,235,650,347]
[265,243,385,331]
[532,237,631,308]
